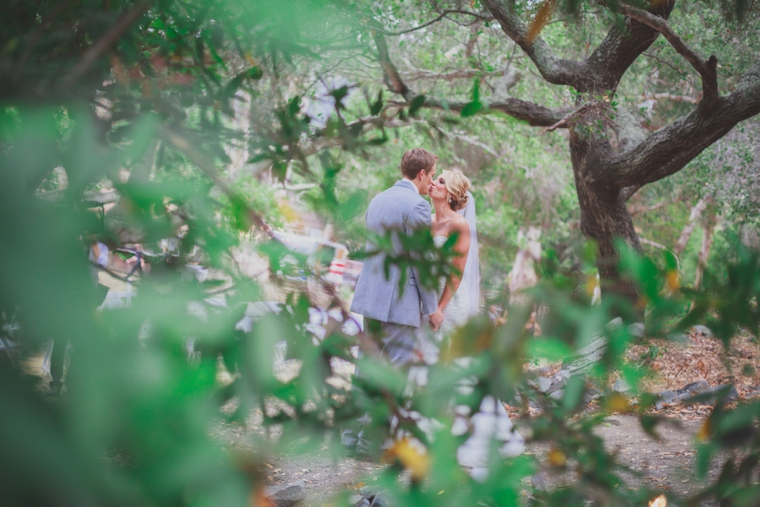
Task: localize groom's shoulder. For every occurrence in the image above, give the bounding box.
[370,184,421,211]
[378,181,420,201]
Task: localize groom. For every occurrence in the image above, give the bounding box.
[351,148,440,366]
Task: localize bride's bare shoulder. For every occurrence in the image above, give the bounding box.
[453,214,470,234]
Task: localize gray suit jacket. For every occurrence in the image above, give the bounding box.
[350,180,438,327]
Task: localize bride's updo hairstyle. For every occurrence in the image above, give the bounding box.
[442,169,471,211]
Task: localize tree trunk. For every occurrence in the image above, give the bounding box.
[570,132,642,305]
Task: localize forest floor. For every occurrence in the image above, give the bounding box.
[212,409,710,502]
[209,328,760,504]
[26,327,760,504]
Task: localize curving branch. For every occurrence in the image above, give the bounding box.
[620,4,718,111]
[483,0,678,93]
[580,0,677,93]
[416,96,569,127]
[607,61,760,190]
[375,33,569,127]
[372,9,493,36]
[481,0,584,87]
[374,32,412,99]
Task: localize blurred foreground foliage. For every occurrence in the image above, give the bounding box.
[2,1,760,507]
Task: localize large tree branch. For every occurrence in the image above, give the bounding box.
[483,0,678,94]
[159,124,273,237]
[414,96,569,126]
[620,4,718,111]
[607,61,760,189]
[374,32,412,99]
[375,33,569,127]
[481,0,584,87]
[576,0,677,94]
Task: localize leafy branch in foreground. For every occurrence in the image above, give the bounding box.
[351,228,461,294]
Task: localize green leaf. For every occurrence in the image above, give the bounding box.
[460,80,483,118]
[330,86,349,109]
[696,442,715,478]
[460,101,483,118]
[408,94,426,117]
[370,90,384,116]
[526,337,572,361]
[245,66,263,80]
[562,375,585,412]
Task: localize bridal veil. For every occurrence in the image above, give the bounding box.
[458,190,480,315]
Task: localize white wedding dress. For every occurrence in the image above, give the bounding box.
[409,199,524,481]
[431,237,524,479]
[433,234,471,337]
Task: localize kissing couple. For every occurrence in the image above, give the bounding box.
[351,147,478,362]
[350,148,523,477]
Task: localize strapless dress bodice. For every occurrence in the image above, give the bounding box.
[433,235,469,338]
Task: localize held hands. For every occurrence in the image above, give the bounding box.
[429,309,445,331]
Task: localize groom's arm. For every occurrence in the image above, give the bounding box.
[407,200,438,316]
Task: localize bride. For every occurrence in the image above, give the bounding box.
[425,169,524,479]
[428,169,475,334]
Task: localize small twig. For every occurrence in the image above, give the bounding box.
[641,52,689,78]
[93,263,131,283]
[666,361,688,389]
[543,103,593,132]
[639,237,668,251]
[372,9,493,37]
[158,124,273,238]
[628,200,673,216]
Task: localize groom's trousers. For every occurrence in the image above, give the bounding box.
[341,317,421,457]
[376,319,419,366]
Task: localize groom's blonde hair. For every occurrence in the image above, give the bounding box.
[400,148,438,180]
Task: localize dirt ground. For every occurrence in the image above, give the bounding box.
[27,326,758,504]
[208,408,715,503]
[210,328,759,503]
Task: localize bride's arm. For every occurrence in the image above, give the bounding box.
[434,219,471,314]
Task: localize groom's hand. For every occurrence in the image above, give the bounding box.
[429,310,444,331]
